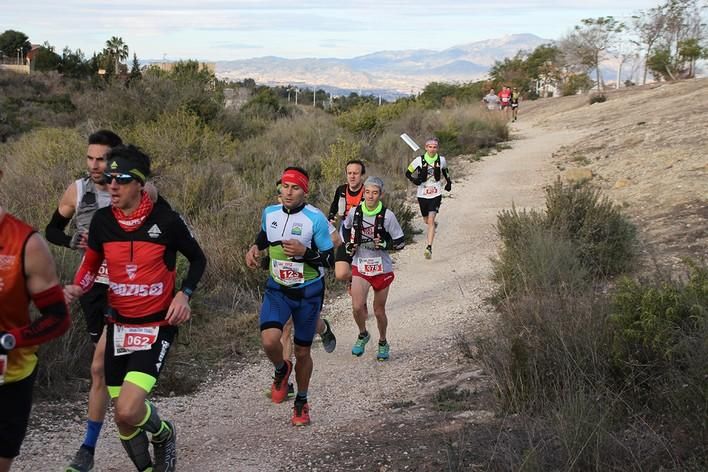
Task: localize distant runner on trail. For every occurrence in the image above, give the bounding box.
[341,177,405,360]
[482,89,500,111]
[64,145,206,472]
[499,85,512,119]
[511,87,521,122]
[1,167,71,471]
[405,137,452,259]
[245,167,334,426]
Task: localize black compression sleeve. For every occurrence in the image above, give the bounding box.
[45,209,72,248]
[254,230,269,250]
[327,187,341,221]
[392,236,406,250]
[443,168,451,182]
[303,247,334,269]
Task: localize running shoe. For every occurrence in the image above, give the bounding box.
[351,333,370,357]
[424,245,432,259]
[291,400,311,426]
[65,446,94,472]
[271,359,293,403]
[376,342,390,361]
[152,421,177,472]
[264,382,295,399]
[320,318,337,353]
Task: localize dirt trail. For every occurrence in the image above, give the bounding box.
[15,122,584,471]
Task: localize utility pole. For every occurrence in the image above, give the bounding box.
[313,87,316,107]
[295,88,299,105]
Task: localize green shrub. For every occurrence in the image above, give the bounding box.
[611,262,707,366]
[589,94,607,104]
[544,180,636,276]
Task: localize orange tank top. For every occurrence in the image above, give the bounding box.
[344,186,364,217]
[0,212,38,383]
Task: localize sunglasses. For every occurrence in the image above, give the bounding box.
[102,173,136,185]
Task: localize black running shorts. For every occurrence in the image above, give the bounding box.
[0,367,37,459]
[104,323,177,396]
[418,196,442,217]
[78,282,109,343]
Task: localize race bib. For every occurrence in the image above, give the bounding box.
[423,184,441,196]
[0,354,6,385]
[272,259,305,286]
[113,324,159,356]
[96,260,109,285]
[358,257,384,276]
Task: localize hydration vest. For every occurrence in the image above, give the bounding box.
[350,203,386,246]
[419,156,442,182]
[75,177,111,234]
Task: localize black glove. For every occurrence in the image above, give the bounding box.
[445,181,452,192]
[345,242,356,256]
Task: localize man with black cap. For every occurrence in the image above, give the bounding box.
[45,130,158,472]
[245,166,334,427]
[64,145,206,472]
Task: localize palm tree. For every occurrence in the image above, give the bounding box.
[105,36,129,73]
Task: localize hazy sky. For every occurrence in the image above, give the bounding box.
[6,1,660,61]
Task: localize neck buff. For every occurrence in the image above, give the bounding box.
[361,200,383,216]
[112,191,154,232]
[281,169,309,193]
[424,152,439,165]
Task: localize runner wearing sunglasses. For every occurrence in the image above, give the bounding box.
[45,131,160,472]
[64,145,206,472]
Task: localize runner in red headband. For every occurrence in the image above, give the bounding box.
[281,168,309,193]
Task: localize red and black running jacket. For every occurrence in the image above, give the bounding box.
[75,198,206,326]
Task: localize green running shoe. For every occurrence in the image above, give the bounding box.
[351,333,370,357]
[152,421,176,472]
[376,342,390,361]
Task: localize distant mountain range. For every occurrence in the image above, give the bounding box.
[216,34,551,98]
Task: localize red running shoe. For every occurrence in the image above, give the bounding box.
[271,359,292,404]
[291,400,310,426]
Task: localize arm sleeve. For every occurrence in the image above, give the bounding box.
[406,157,422,184]
[327,187,341,220]
[254,230,269,250]
[173,214,207,293]
[385,210,406,250]
[9,285,71,348]
[73,246,103,292]
[45,209,72,248]
[340,210,354,243]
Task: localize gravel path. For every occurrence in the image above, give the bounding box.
[15,122,582,471]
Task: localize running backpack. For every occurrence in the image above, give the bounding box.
[419,156,442,182]
[350,204,386,245]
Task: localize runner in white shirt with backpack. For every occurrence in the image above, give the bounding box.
[341,177,405,361]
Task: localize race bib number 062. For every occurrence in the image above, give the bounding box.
[114,325,159,356]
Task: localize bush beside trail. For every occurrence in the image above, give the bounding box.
[467,180,707,470]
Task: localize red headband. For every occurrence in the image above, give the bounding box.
[281,169,309,193]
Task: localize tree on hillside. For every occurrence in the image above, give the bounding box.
[104,36,129,73]
[560,16,625,91]
[0,29,31,62]
[33,41,61,71]
[635,0,706,81]
[128,52,142,84]
[59,47,92,78]
[632,5,669,84]
[489,54,528,90]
